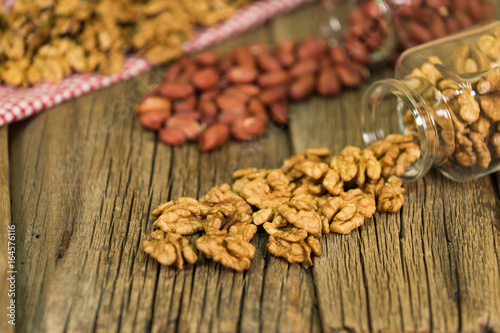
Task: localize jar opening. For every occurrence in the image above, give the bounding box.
[361,78,438,181]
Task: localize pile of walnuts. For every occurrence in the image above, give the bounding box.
[142,134,420,271]
[0,0,252,87]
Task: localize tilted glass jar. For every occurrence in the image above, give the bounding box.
[361,21,500,182]
[319,0,494,65]
[319,0,396,65]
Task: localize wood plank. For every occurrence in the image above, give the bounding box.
[8,20,321,333]
[0,126,14,333]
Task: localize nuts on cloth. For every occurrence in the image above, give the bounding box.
[142,231,197,270]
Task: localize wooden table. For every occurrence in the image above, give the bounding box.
[1,4,500,333]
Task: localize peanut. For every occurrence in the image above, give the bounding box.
[257,53,282,72]
[134,96,172,114]
[192,67,219,91]
[269,101,288,126]
[230,117,267,141]
[198,123,230,152]
[195,51,220,67]
[335,66,362,88]
[290,75,316,101]
[227,66,258,84]
[216,94,246,111]
[174,95,196,113]
[139,110,171,131]
[248,98,270,126]
[158,127,187,146]
[259,86,288,105]
[258,70,291,87]
[317,68,341,97]
[159,83,194,100]
[297,38,326,60]
[290,59,318,77]
[166,116,202,140]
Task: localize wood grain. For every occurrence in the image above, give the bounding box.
[5,2,500,333]
[0,126,14,333]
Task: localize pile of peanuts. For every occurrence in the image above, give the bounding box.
[134,37,370,151]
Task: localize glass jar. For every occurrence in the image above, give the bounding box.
[319,0,494,65]
[319,0,397,65]
[361,21,500,182]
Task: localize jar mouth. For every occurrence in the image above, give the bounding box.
[361,78,438,182]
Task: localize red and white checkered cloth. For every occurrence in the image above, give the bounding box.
[0,0,315,127]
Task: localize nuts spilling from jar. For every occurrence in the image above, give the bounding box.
[142,135,420,271]
[401,25,500,172]
[0,0,252,86]
[136,37,370,151]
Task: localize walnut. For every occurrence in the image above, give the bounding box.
[329,146,382,187]
[203,204,252,235]
[376,176,405,213]
[295,160,330,180]
[420,62,443,86]
[196,229,256,271]
[281,149,330,181]
[263,221,308,243]
[458,89,480,124]
[238,169,292,209]
[321,189,376,234]
[200,183,252,214]
[477,70,500,95]
[196,201,257,271]
[476,34,500,62]
[470,116,491,139]
[479,95,500,122]
[368,135,420,177]
[322,169,344,196]
[451,43,470,73]
[267,235,322,267]
[142,231,198,270]
[490,133,500,158]
[291,178,327,206]
[152,197,208,235]
[305,147,332,159]
[276,199,323,237]
[252,207,276,225]
[454,132,477,167]
[469,131,491,169]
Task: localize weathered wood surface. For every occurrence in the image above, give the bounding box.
[0,126,14,333]
[5,3,500,333]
